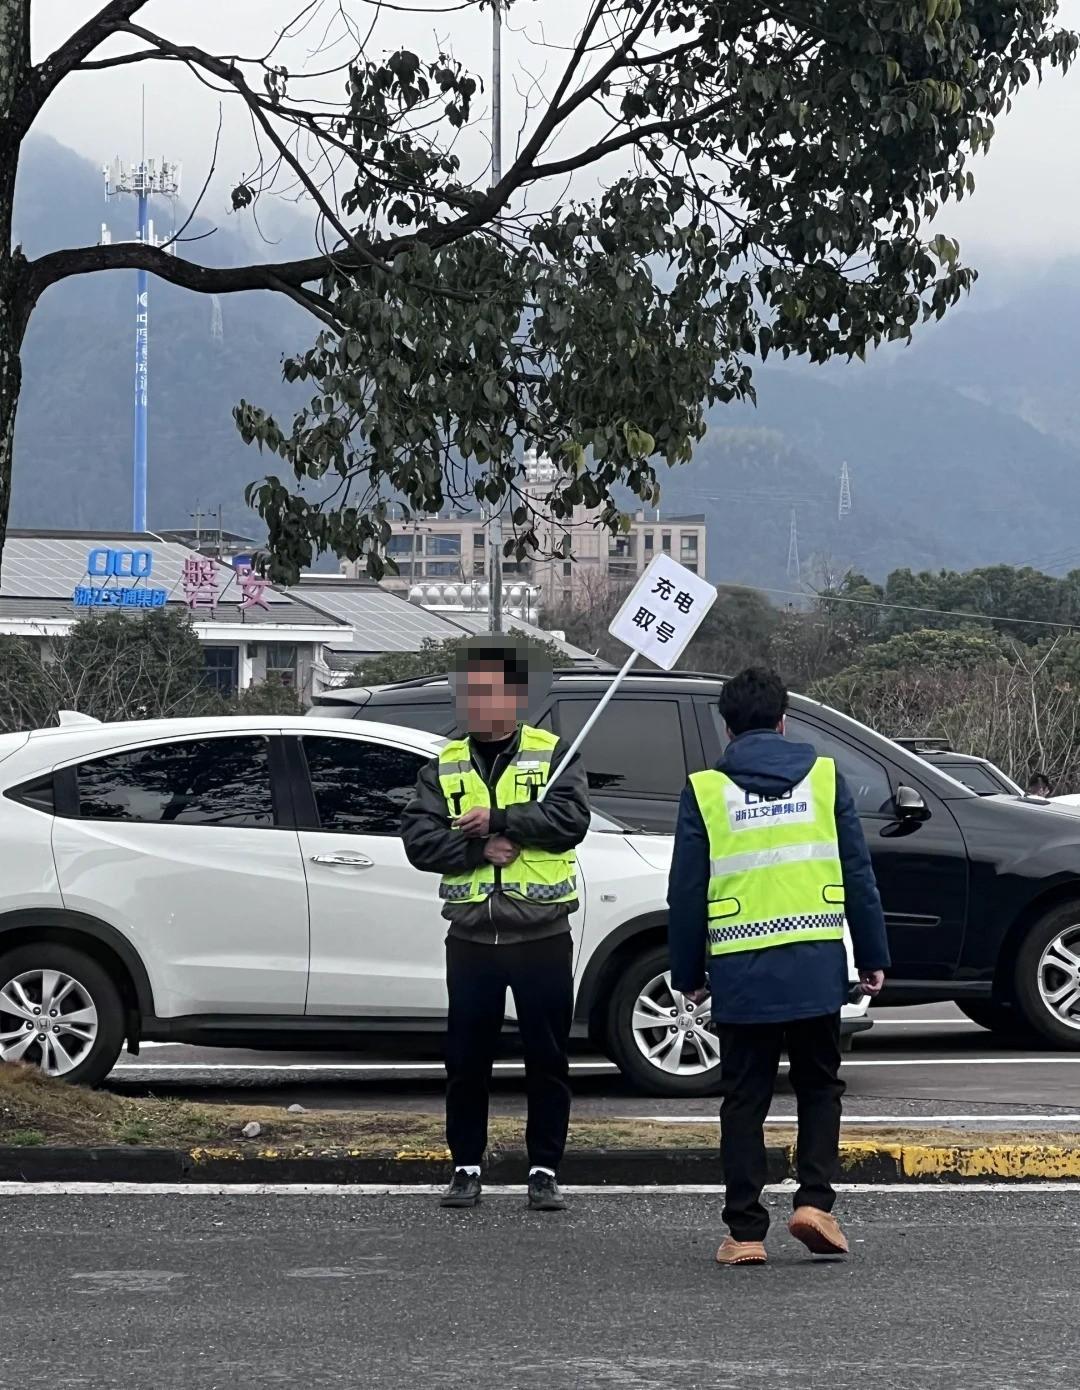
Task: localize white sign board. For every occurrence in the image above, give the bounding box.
[607,553,717,671]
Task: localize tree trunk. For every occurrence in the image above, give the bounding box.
[0,0,30,568]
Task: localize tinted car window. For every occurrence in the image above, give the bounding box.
[557,699,686,796]
[6,775,55,814]
[785,716,893,815]
[938,762,1004,796]
[303,737,427,835]
[362,701,455,735]
[76,737,275,827]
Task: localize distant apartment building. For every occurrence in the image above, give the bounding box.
[343,457,707,612]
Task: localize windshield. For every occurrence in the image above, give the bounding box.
[946,764,1011,796]
[589,806,633,833]
[945,760,1023,797]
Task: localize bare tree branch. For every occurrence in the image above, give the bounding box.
[28,2,153,121]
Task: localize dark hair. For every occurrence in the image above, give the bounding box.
[1028,771,1051,792]
[717,667,789,736]
[462,643,529,689]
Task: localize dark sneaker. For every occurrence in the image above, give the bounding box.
[527,1171,567,1212]
[440,1170,482,1208]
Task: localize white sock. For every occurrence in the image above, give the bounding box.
[455,1165,481,1177]
[529,1166,556,1179]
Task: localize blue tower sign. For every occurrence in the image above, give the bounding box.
[102,105,181,535]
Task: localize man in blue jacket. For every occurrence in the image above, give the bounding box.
[668,667,890,1266]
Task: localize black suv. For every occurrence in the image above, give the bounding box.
[312,670,1080,1048]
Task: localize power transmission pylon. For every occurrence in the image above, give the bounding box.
[786,507,801,582]
[210,296,223,343]
[838,461,852,520]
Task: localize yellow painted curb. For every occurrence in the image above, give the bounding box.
[899,1143,1080,1180]
[837,1140,903,1169]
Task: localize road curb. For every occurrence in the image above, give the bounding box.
[1,1140,1079,1184]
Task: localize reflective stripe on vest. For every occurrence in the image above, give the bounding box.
[689,758,845,958]
[437,725,577,907]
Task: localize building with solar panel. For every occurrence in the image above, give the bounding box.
[0,530,353,701]
[0,533,595,706]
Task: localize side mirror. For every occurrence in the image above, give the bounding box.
[895,785,930,822]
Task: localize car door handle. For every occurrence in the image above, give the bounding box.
[310,852,374,868]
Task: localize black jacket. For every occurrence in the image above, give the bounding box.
[401,727,591,944]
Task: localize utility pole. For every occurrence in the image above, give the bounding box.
[487,1,504,633]
[190,504,205,549]
[838,461,852,520]
[102,90,181,534]
[786,507,801,583]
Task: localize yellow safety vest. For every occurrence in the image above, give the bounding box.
[688,757,845,957]
[437,725,578,907]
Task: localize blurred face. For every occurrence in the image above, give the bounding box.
[458,662,525,738]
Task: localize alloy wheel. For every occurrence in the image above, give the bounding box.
[1036,927,1080,1032]
[0,968,99,1076]
[630,970,721,1077]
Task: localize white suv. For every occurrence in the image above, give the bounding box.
[0,714,870,1095]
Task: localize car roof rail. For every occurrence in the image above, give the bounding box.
[893,736,952,753]
[363,664,729,693]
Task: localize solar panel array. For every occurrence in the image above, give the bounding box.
[298,583,468,652]
[0,536,292,607]
[440,609,592,661]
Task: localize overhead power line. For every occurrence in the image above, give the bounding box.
[717,581,1080,632]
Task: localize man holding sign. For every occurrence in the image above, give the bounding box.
[402,640,590,1213]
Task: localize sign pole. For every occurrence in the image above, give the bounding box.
[537,552,716,801]
[538,648,638,800]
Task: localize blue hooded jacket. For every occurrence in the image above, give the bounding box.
[667,729,890,1024]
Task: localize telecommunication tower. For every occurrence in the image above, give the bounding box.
[786,507,801,582]
[101,95,181,534]
[210,296,224,344]
[838,461,852,520]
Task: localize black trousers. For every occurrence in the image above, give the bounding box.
[445,932,574,1171]
[717,1013,845,1241]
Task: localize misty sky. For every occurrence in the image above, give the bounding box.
[29,0,1080,266]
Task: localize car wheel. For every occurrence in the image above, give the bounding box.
[0,944,125,1087]
[956,1000,1035,1038]
[1014,907,1080,1048]
[605,944,724,1097]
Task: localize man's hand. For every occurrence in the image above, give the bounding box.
[455,807,491,838]
[483,835,520,867]
[682,986,710,1008]
[858,970,886,997]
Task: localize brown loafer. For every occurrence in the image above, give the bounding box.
[788,1207,849,1257]
[715,1236,767,1266]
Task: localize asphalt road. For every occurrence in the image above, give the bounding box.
[105,1005,1080,1128]
[2,1187,1077,1389]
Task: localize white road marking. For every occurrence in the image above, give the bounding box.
[109,1055,1080,1075]
[2,1181,1080,1197]
[626,1114,1080,1126]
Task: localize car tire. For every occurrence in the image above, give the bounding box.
[604,944,725,1098]
[956,999,1035,1039]
[1014,905,1080,1049]
[0,943,126,1087]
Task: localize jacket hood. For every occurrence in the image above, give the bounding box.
[718,729,817,795]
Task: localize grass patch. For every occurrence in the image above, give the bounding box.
[6,1129,45,1147]
[4,1065,1080,1156]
